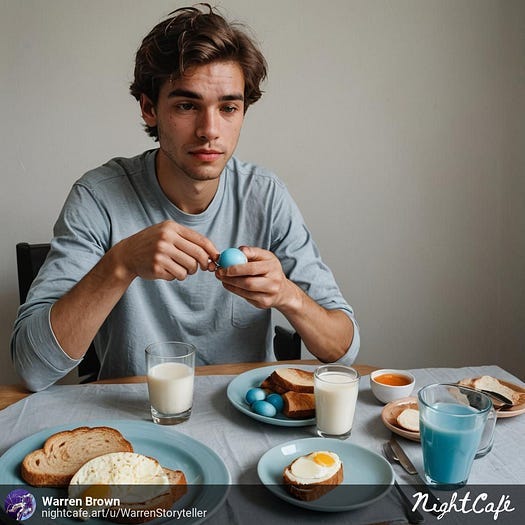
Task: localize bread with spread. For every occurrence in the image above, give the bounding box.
[283,451,343,501]
[20,426,187,523]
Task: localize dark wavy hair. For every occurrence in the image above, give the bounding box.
[130,3,268,140]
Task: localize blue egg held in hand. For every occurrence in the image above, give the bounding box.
[252,400,277,418]
[218,248,247,268]
[245,387,266,405]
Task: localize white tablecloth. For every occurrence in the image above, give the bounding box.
[1,365,524,524]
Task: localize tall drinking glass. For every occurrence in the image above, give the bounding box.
[418,383,493,489]
[314,365,360,439]
[145,341,196,425]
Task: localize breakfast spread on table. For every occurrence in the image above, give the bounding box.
[2,368,524,523]
[20,426,187,522]
[282,451,343,501]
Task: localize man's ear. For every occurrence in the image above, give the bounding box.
[140,94,157,127]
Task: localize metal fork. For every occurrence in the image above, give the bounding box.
[382,443,425,524]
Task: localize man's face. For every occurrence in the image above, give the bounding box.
[141,61,245,183]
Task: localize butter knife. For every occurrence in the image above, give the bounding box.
[388,438,417,474]
[388,437,441,513]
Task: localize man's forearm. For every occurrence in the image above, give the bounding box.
[50,250,135,359]
[277,282,354,363]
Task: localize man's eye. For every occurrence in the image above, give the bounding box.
[176,103,195,111]
[222,105,238,114]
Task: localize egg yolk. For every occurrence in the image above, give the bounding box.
[312,452,335,467]
[81,485,111,502]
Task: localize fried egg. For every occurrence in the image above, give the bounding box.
[286,451,341,483]
[68,452,170,510]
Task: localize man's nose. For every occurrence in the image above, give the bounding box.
[196,109,219,142]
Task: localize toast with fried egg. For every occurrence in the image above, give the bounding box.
[68,452,187,524]
[283,451,343,501]
[21,426,133,487]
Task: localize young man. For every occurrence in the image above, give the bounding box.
[11,5,359,391]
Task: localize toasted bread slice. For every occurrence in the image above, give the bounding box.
[270,368,314,393]
[283,454,343,501]
[164,467,188,503]
[459,376,522,405]
[260,375,288,394]
[396,408,419,432]
[108,467,187,524]
[282,391,315,419]
[108,490,174,524]
[21,426,133,487]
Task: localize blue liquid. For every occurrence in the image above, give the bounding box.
[420,402,484,486]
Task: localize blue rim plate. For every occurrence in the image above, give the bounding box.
[227,364,316,427]
[0,419,230,525]
[257,437,394,512]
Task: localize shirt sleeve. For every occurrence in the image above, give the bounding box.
[269,183,360,364]
[10,182,108,391]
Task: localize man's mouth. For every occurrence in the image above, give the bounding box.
[189,149,223,162]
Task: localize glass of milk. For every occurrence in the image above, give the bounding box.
[314,365,360,439]
[418,383,494,488]
[145,341,196,425]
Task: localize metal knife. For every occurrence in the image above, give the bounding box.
[389,437,418,474]
[388,437,442,513]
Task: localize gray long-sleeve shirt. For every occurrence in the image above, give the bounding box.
[11,150,360,391]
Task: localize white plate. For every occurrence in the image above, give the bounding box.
[0,420,230,524]
[257,437,394,512]
[227,364,316,427]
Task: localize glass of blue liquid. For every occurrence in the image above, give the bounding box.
[418,383,494,489]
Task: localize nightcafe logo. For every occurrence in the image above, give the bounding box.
[413,491,515,521]
[4,489,37,521]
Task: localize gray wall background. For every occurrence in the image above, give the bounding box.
[1,0,523,386]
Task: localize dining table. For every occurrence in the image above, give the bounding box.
[0,360,524,525]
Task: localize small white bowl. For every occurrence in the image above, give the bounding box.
[370,369,415,404]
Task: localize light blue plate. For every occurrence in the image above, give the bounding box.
[0,419,230,524]
[227,364,316,427]
[257,437,394,512]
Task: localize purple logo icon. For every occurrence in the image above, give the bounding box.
[4,489,37,521]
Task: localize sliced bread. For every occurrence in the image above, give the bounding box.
[92,467,188,524]
[21,426,133,487]
[459,376,522,405]
[69,452,188,525]
[164,467,188,504]
[269,368,314,393]
[282,391,316,419]
[396,408,419,432]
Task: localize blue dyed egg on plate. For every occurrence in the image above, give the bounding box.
[266,393,284,413]
[252,400,277,418]
[245,387,266,405]
[218,248,247,268]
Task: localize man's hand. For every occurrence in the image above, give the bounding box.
[215,245,354,363]
[111,220,219,282]
[214,246,299,311]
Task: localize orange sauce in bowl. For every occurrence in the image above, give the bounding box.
[374,373,412,386]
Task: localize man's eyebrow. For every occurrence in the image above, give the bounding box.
[167,89,202,100]
[220,93,244,102]
[167,89,244,102]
